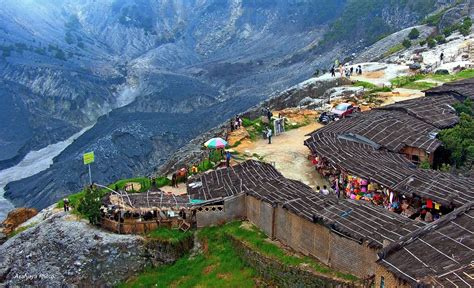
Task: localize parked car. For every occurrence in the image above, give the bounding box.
[331,103,359,118]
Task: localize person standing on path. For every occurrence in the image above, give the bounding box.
[267,109,272,122]
[172,172,178,188]
[330,65,336,77]
[321,185,330,196]
[63,198,70,212]
[225,150,232,168]
[440,52,444,64]
[267,127,273,144]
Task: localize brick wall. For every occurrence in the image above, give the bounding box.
[374,264,411,288]
[329,232,378,278]
[238,196,383,279]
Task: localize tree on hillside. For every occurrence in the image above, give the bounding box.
[77,186,103,225]
[408,28,420,39]
[427,37,436,48]
[438,100,474,169]
[402,39,412,48]
[459,17,472,36]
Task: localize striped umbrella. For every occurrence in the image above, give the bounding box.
[204,137,228,149]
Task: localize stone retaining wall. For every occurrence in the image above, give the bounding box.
[144,234,194,266]
[229,235,358,288]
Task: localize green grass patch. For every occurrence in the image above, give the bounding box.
[353,80,377,90]
[111,177,151,193]
[120,222,258,288]
[403,81,438,90]
[429,69,474,82]
[230,140,242,148]
[147,227,192,244]
[391,70,474,89]
[9,223,37,238]
[391,74,427,87]
[57,190,87,210]
[383,43,404,57]
[242,117,266,141]
[225,222,357,281]
[370,86,392,93]
[120,221,358,287]
[284,115,313,131]
[354,81,391,93]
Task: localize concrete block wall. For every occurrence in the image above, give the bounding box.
[196,194,246,227]
[246,196,275,238]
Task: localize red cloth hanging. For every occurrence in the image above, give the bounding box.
[426,199,433,209]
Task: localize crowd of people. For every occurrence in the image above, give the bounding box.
[330,61,362,78]
[230,114,243,132]
[311,155,451,223]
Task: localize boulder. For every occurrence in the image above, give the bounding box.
[408,63,422,70]
[435,69,450,75]
[1,207,38,235]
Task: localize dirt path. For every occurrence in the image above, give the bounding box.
[378,88,425,106]
[160,185,187,195]
[234,123,329,190]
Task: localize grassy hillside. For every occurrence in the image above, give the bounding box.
[321,0,437,46]
[120,222,356,287]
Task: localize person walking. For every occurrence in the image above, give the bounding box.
[172,172,178,188]
[225,150,232,168]
[440,52,444,64]
[266,127,273,144]
[339,64,344,78]
[267,109,272,122]
[230,119,235,132]
[321,185,330,196]
[63,198,70,212]
[330,65,336,77]
[357,65,362,75]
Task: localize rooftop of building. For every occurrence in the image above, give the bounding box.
[424,77,474,100]
[304,132,474,207]
[377,201,474,286]
[308,109,442,153]
[379,94,460,129]
[187,160,426,249]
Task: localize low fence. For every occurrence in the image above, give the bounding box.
[100,217,185,234]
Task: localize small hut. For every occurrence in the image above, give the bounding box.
[100,190,197,234]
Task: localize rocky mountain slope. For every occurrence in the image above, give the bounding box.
[1,0,452,211]
[0,210,193,287]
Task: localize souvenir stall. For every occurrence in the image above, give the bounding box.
[309,153,446,223]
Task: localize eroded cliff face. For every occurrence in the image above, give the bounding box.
[1,0,447,211]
